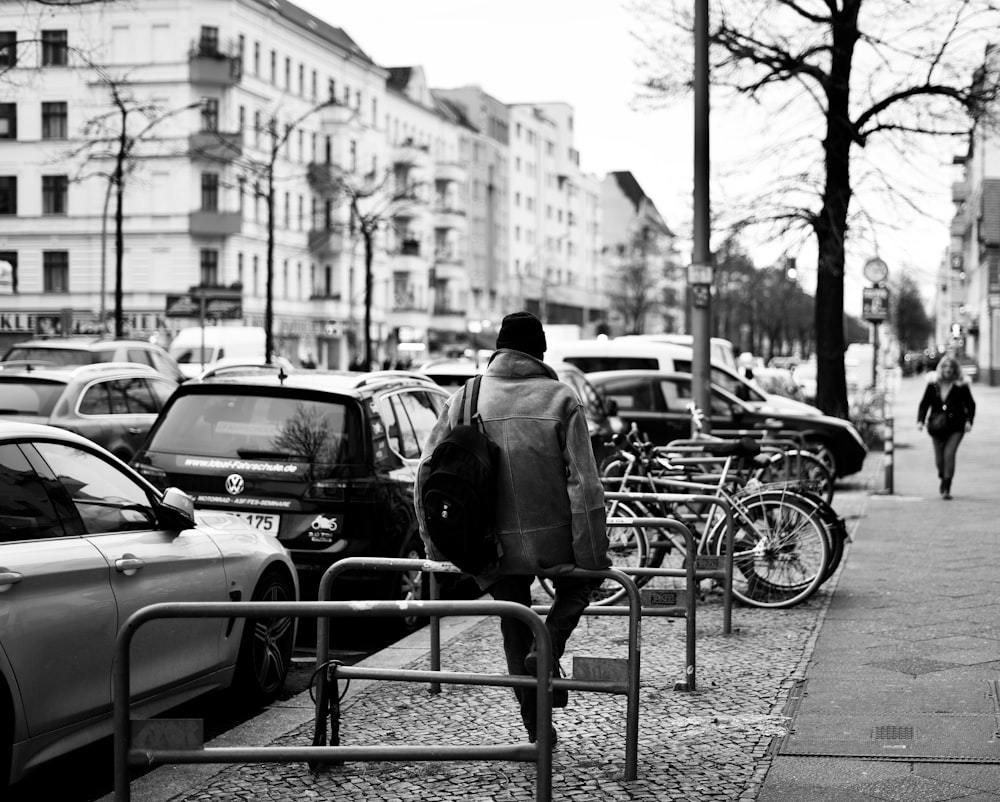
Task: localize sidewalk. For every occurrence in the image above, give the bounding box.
[757,373,1000,801]
[107,374,1000,802]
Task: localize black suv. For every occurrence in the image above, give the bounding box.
[130,368,451,610]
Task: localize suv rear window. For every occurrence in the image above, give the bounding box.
[146,392,363,462]
[0,378,65,415]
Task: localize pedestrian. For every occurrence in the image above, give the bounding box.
[916,354,975,499]
[415,311,610,745]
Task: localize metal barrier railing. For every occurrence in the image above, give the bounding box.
[113,600,556,802]
[317,559,641,781]
[599,487,735,635]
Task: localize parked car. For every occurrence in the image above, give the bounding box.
[130,369,451,611]
[549,361,625,463]
[586,369,868,478]
[0,421,297,786]
[546,338,822,417]
[747,366,808,403]
[614,333,739,373]
[417,357,485,390]
[167,326,267,379]
[1,337,187,383]
[0,362,178,461]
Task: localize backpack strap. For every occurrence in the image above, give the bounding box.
[461,374,483,426]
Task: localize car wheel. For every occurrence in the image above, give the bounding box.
[391,535,428,634]
[233,569,295,705]
[806,439,837,477]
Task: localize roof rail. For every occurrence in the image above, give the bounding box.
[351,369,436,388]
[0,359,58,372]
[198,362,291,383]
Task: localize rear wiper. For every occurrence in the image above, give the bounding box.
[236,448,298,460]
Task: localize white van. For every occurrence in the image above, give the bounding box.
[615,333,739,374]
[545,338,821,417]
[168,326,267,378]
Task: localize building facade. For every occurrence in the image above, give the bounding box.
[0,0,682,365]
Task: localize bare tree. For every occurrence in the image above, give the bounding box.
[634,0,1000,417]
[66,59,199,336]
[308,152,430,370]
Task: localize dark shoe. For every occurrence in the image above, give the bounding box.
[527,726,558,747]
[943,491,952,500]
[942,480,952,499]
[524,652,568,708]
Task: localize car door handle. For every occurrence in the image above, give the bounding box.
[115,556,145,575]
[127,427,143,434]
[0,571,23,591]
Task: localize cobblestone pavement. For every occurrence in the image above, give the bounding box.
[135,453,882,802]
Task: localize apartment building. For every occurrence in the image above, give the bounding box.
[600,171,683,335]
[946,44,1000,385]
[0,0,386,366]
[507,102,603,335]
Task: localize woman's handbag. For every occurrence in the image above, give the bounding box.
[927,411,948,436]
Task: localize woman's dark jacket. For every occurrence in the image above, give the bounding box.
[917,379,975,436]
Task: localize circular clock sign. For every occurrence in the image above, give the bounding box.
[863,257,888,284]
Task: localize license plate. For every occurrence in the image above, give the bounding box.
[230,512,280,533]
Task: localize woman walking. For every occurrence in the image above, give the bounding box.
[917,355,975,499]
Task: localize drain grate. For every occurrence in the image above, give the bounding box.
[872,725,914,741]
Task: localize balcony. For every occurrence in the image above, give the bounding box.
[308,228,344,254]
[435,161,467,184]
[434,206,467,231]
[189,130,243,161]
[394,139,432,169]
[952,181,969,204]
[433,252,465,283]
[189,210,242,237]
[188,43,241,86]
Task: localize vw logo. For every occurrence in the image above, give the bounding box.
[225,474,245,495]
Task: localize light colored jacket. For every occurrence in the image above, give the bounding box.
[415,349,610,587]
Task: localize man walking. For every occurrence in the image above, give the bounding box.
[415,311,610,743]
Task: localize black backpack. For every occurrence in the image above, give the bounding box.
[421,375,502,574]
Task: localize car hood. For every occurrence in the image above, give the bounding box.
[747,397,822,417]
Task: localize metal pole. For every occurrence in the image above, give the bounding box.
[691,0,712,432]
[883,416,894,494]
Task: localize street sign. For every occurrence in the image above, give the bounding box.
[863,258,888,284]
[862,285,889,322]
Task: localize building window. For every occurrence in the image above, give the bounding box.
[298,63,304,95]
[41,30,67,66]
[284,56,290,89]
[311,69,317,99]
[238,104,245,132]
[198,26,219,56]
[41,101,67,139]
[0,251,18,293]
[0,103,15,139]
[237,252,244,287]
[42,175,68,214]
[269,49,276,83]
[199,249,219,286]
[43,251,69,292]
[200,98,218,132]
[237,176,246,214]
[0,176,16,214]
[253,110,261,148]
[252,255,259,295]
[0,31,17,68]
[253,41,260,75]
[201,172,219,211]
[328,78,336,102]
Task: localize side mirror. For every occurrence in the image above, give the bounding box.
[157,487,196,530]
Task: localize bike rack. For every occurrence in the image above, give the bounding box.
[113,600,556,802]
[316,558,641,781]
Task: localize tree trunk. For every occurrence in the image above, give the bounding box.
[363,225,374,370]
[813,3,859,420]
[114,114,127,338]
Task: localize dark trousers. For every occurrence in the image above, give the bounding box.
[488,574,593,732]
[932,430,964,481]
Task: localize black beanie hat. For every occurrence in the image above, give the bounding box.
[495,311,547,359]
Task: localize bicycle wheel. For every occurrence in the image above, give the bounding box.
[707,489,830,608]
[537,498,650,605]
[755,450,835,505]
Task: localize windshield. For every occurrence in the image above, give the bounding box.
[0,379,65,415]
[146,392,363,463]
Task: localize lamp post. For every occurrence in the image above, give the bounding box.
[691,0,712,434]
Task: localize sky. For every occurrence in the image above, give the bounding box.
[295,0,959,316]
